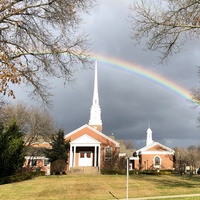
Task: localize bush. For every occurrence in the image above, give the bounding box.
[51,160,67,175]
[101,169,142,175]
[0,171,45,185]
[160,170,172,175]
[141,170,159,175]
[100,169,172,175]
[140,169,172,175]
[129,170,139,175]
[101,169,125,175]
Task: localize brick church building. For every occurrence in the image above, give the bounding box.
[24,61,175,174]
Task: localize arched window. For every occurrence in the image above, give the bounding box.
[154,156,161,167]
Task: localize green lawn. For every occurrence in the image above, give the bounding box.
[0,174,200,200]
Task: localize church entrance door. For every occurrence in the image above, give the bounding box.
[79,151,93,166]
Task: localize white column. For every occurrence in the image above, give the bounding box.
[73,145,76,167]
[98,145,101,173]
[69,144,73,169]
[94,146,97,167]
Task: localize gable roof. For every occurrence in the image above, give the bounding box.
[64,124,120,147]
[71,134,101,145]
[136,141,175,155]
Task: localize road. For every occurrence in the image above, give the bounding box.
[120,193,200,200]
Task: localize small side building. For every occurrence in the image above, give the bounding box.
[23,139,51,175]
[130,128,175,171]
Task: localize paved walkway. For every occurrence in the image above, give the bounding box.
[120,193,200,200]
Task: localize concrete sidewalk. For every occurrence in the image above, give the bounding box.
[120,193,200,200]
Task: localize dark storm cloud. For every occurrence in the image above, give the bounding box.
[9,0,200,149]
[76,0,199,149]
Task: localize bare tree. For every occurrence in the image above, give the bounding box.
[129,0,200,121]
[192,88,200,108]
[129,0,200,61]
[0,95,5,106]
[174,146,200,173]
[191,68,200,123]
[0,0,94,103]
[124,140,135,149]
[0,102,55,145]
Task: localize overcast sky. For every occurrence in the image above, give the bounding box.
[10,0,200,149]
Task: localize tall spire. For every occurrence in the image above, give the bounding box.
[88,61,102,132]
[146,122,153,146]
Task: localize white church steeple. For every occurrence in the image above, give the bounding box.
[146,122,153,146]
[88,61,102,132]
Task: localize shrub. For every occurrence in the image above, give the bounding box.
[101,169,141,175]
[160,170,172,175]
[141,170,159,175]
[129,170,139,175]
[0,171,45,185]
[140,169,172,175]
[51,160,67,175]
[101,169,125,175]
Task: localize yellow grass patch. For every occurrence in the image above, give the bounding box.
[0,174,200,200]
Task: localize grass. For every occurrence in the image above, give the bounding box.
[0,174,200,200]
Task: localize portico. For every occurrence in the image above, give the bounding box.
[69,134,101,169]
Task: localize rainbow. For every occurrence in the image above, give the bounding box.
[31,50,198,106]
[88,53,196,105]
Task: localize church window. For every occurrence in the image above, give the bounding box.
[154,156,161,166]
[104,147,112,161]
[44,158,50,166]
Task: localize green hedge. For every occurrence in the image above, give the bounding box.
[101,169,140,175]
[101,169,125,175]
[129,170,140,175]
[0,171,45,185]
[140,170,172,175]
[100,169,172,175]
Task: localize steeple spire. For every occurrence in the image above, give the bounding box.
[146,122,153,146]
[88,61,102,132]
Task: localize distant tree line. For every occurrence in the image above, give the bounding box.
[0,101,69,178]
[174,145,200,173]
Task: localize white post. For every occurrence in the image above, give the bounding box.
[69,144,73,169]
[73,146,76,167]
[126,158,129,200]
[94,146,97,167]
[98,145,101,173]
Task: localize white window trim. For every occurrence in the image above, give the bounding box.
[104,146,112,161]
[153,155,162,168]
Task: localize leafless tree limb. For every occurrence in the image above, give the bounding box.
[129,0,200,123]
[129,0,200,61]
[0,0,94,104]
